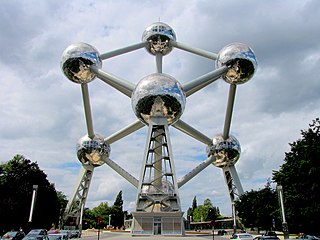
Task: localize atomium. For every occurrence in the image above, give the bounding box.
[131,73,186,125]
[76,134,110,167]
[60,21,257,235]
[142,22,176,56]
[61,42,102,84]
[216,43,257,84]
[206,134,241,168]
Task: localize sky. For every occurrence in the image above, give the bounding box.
[1,0,320,217]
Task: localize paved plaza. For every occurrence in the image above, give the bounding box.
[82,230,227,240]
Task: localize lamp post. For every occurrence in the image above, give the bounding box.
[109,214,112,228]
[277,185,289,239]
[28,185,38,223]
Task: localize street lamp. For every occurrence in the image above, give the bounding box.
[28,185,38,223]
[277,185,289,239]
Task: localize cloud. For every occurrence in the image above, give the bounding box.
[1,0,320,217]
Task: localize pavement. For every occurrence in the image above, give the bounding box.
[82,229,228,239]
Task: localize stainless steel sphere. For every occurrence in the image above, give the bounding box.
[131,73,186,125]
[61,42,102,84]
[216,43,257,84]
[76,134,110,167]
[142,22,176,56]
[206,134,241,168]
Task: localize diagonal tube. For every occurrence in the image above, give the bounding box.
[172,119,212,145]
[222,84,237,139]
[102,156,139,188]
[171,41,218,60]
[90,66,135,97]
[177,155,216,188]
[100,41,147,60]
[105,120,145,144]
[183,66,228,97]
[81,83,95,139]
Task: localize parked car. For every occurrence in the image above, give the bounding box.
[254,236,280,240]
[1,231,25,240]
[69,231,80,239]
[298,235,320,240]
[58,231,70,239]
[23,229,48,240]
[264,231,277,237]
[25,230,47,236]
[231,233,254,240]
[218,230,227,236]
[22,236,48,240]
[48,234,67,240]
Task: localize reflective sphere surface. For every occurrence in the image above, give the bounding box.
[61,42,102,84]
[142,22,176,56]
[216,43,257,84]
[131,73,186,125]
[77,134,110,167]
[206,134,241,168]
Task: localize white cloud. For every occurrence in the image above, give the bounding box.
[1,0,320,217]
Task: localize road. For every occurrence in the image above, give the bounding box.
[82,231,229,240]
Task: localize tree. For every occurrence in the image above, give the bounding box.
[92,202,111,228]
[273,118,320,235]
[110,191,124,228]
[192,198,220,222]
[0,155,61,231]
[186,196,197,221]
[56,191,68,229]
[235,180,279,231]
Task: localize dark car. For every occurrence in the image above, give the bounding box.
[264,231,277,237]
[254,236,280,240]
[25,230,47,237]
[1,231,25,240]
[69,231,80,239]
[23,229,48,240]
[299,235,320,240]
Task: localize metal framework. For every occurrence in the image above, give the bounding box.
[60,22,257,236]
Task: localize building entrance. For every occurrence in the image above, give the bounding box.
[154,222,161,235]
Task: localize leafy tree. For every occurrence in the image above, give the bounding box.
[56,191,68,228]
[235,180,279,231]
[82,208,96,229]
[92,202,111,228]
[186,196,197,221]
[192,198,220,222]
[273,118,320,235]
[192,196,197,211]
[0,155,61,231]
[110,191,124,228]
[81,191,125,229]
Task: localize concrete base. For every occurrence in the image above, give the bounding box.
[131,211,185,236]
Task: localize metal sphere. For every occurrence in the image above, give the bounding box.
[61,42,102,84]
[76,134,110,167]
[142,22,176,56]
[206,134,241,168]
[216,43,257,84]
[131,73,186,125]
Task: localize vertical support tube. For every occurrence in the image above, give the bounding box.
[156,53,163,73]
[28,185,38,222]
[81,83,95,139]
[154,128,163,188]
[223,84,237,140]
[154,53,163,188]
